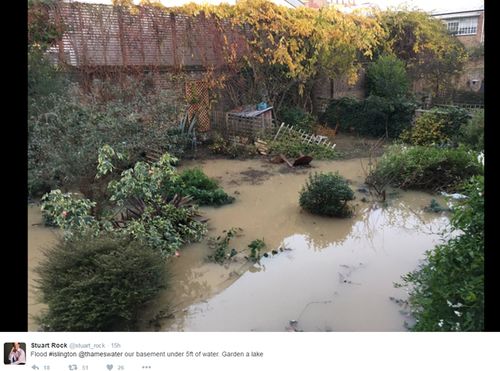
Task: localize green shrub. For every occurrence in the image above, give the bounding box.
[174,168,235,206]
[40,152,209,257]
[28,85,188,198]
[28,48,67,110]
[367,145,482,192]
[207,228,242,264]
[366,54,410,99]
[435,106,470,139]
[248,239,266,261]
[460,109,484,150]
[268,131,338,160]
[400,175,484,331]
[107,153,207,256]
[400,111,448,145]
[278,106,315,133]
[40,190,97,230]
[399,106,472,147]
[320,96,416,138]
[208,132,255,158]
[35,234,166,331]
[299,172,354,217]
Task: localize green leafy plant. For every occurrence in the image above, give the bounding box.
[42,151,210,257]
[299,172,354,217]
[207,227,242,264]
[41,190,97,230]
[171,168,235,206]
[399,175,484,331]
[114,195,207,257]
[366,54,410,99]
[366,145,482,192]
[106,153,207,256]
[96,144,125,178]
[320,96,416,138]
[277,106,316,133]
[400,112,448,145]
[459,109,484,151]
[401,107,470,146]
[28,82,188,198]
[248,239,266,261]
[208,132,254,159]
[35,233,166,331]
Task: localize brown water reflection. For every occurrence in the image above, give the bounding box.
[139,159,451,331]
[27,158,451,332]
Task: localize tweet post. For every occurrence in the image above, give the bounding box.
[2,333,499,370]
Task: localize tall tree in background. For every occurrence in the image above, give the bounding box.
[376,9,467,97]
[28,0,66,103]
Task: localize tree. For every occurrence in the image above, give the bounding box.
[147,0,384,111]
[366,54,409,99]
[376,9,467,97]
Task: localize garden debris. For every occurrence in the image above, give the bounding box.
[269,155,284,164]
[279,153,313,168]
[440,192,467,200]
[424,199,451,213]
[280,154,294,168]
[254,139,269,155]
[292,155,313,167]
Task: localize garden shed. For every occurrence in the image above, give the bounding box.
[211,104,276,140]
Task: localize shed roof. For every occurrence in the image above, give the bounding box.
[228,106,274,118]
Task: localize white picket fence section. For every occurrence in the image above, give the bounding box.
[272,122,336,150]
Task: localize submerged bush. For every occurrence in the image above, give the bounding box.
[207,227,242,264]
[41,189,96,229]
[400,175,484,331]
[40,152,211,257]
[367,145,481,192]
[173,168,235,206]
[35,234,166,331]
[299,172,354,217]
[106,153,208,256]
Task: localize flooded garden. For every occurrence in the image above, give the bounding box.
[28,1,483,333]
[29,158,453,331]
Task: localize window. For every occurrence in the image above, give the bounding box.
[447,21,459,33]
[445,17,478,36]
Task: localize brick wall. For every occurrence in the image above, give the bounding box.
[456,11,484,48]
[312,70,366,113]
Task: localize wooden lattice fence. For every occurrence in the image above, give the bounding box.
[273,123,336,150]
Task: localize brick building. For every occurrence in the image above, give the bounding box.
[432,8,484,48]
[431,7,484,95]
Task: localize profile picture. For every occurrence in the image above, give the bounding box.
[3,342,26,365]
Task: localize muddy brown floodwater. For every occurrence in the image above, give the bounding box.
[27,158,452,332]
[28,204,61,331]
[138,158,452,332]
